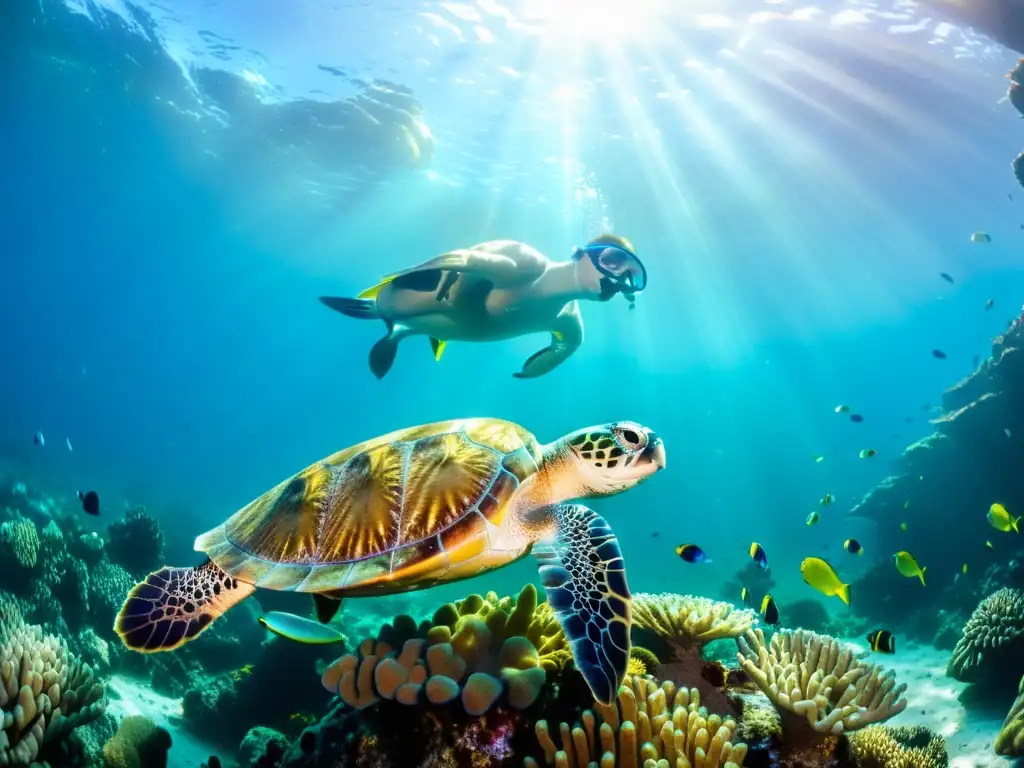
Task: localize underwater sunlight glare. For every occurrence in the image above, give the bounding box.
[519,0,667,42]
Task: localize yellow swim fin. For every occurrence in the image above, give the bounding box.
[357,274,397,300]
[430,338,446,361]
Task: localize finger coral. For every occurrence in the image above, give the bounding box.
[524,673,748,768]
[947,587,1024,683]
[0,598,107,765]
[995,674,1024,756]
[736,628,907,746]
[847,724,948,768]
[322,584,550,715]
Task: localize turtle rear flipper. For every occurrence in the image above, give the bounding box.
[115,559,255,652]
[534,503,632,706]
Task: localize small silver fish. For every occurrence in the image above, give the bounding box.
[66,437,73,452]
[1006,428,1013,439]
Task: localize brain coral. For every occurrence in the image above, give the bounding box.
[847,724,948,768]
[736,629,907,743]
[525,673,747,768]
[947,588,1024,683]
[0,597,106,765]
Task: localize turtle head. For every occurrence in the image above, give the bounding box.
[559,421,666,497]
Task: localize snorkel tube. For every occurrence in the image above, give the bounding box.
[571,235,647,307]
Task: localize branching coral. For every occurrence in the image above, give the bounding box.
[947,587,1024,683]
[736,628,906,753]
[0,597,107,765]
[995,674,1024,756]
[322,585,552,716]
[524,673,748,768]
[847,724,948,768]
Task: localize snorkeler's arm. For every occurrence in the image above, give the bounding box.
[513,302,584,379]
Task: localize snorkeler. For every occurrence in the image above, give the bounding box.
[319,234,647,379]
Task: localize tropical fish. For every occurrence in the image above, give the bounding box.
[940,272,954,283]
[676,544,709,564]
[760,594,780,625]
[849,414,864,423]
[821,493,835,506]
[741,587,753,608]
[931,349,947,360]
[866,629,895,653]
[988,503,1020,533]
[749,542,769,571]
[962,563,968,574]
[986,298,994,310]
[77,490,100,516]
[800,557,850,605]
[65,437,73,452]
[859,449,876,459]
[986,540,994,550]
[259,612,347,644]
[813,455,825,463]
[806,511,820,526]
[900,521,908,531]
[971,232,991,243]
[33,431,44,447]
[834,405,851,413]
[844,538,863,555]
[893,551,926,585]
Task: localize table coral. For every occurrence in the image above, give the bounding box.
[947,587,1024,683]
[0,597,106,765]
[847,724,948,768]
[525,673,748,768]
[995,673,1024,756]
[630,593,754,714]
[322,585,549,716]
[736,628,907,759]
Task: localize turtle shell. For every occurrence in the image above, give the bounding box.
[194,419,543,594]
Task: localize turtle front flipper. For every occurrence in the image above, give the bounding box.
[513,302,583,379]
[115,559,255,652]
[533,503,631,705]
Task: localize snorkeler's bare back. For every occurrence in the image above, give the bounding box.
[375,241,570,341]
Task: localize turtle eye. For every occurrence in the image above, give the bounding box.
[614,424,646,452]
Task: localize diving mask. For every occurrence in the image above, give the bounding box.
[573,243,648,298]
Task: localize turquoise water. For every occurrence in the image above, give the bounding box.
[2,0,1024,661]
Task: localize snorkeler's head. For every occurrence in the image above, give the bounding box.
[571,234,647,303]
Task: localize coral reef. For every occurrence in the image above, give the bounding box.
[0,597,107,765]
[736,628,907,763]
[630,593,755,714]
[846,724,948,768]
[238,726,291,768]
[321,585,551,716]
[995,674,1024,756]
[525,673,748,768]
[105,507,164,578]
[101,715,172,768]
[947,587,1024,683]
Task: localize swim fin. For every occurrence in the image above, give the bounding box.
[429,337,446,361]
[319,296,379,320]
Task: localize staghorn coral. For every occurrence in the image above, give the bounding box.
[631,594,754,715]
[995,673,1024,756]
[525,673,748,768]
[736,628,906,758]
[0,597,107,765]
[847,724,948,768]
[322,585,549,716]
[947,587,1024,683]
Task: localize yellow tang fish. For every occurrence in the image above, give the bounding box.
[987,503,1020,533]
[800,557,850,605]
[893,551,926,586]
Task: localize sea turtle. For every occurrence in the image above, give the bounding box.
[115,417,666,704]
[319,234,647,380]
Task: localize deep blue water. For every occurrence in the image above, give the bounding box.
[2,0,1024,609]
